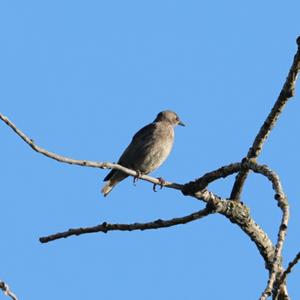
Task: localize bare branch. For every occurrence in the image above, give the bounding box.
[0,113,183,191]
[273,251,300,298]
[230,37,300,201]
[186,188,276,271]
[247,161,289,300]
[251,163,289,292]
[40,206,214,243]
[202,160,290,299]
[184,162,241,190]
[0,281,18,300]
[185,161,289,276]
[39,160,278,268]
[283,251,300,280]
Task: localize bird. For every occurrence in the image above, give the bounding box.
[101,110,185,196]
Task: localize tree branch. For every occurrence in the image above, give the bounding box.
[184,162,241,190]
[0,281,18,300]
[40,205,214,243]
[184,160,289,277]
[280,251,300,283]
[268,251,300,300]
[37,157,283,270]
[230,36,300,201]
[184,187,276,271]
[249,161,289,300]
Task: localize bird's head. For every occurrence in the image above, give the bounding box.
[154,110,185,127]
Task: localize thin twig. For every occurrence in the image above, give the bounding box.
[40,206,214,243]
[0,281,18,300]
[230,37,300,201]
[277,251,300,292]
[273,252,300,300]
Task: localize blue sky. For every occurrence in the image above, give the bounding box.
[1,1,300,299]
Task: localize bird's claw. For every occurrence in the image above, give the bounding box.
[133,170,143,186]
[153,177,166,192]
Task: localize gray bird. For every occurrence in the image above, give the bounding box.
[101,110,185,196]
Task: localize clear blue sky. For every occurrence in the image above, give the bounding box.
[1,1,300,299]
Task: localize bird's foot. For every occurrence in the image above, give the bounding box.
[133,170,143,186]
[153,177,166,192]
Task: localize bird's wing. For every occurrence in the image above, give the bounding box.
[103,123,157,181]
[131,122,157,143]
[117,122,157,166]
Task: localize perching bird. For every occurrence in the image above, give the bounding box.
[101,110,185,196]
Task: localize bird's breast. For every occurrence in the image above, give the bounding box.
[136,125,174,174]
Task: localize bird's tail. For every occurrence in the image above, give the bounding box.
[101,180,117,197]
[101,170,128,197]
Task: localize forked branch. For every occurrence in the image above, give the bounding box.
[230,37,300,201]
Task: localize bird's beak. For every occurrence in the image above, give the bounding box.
[178,120,185,126]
